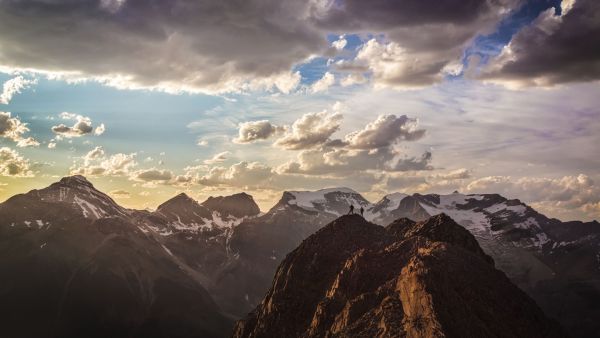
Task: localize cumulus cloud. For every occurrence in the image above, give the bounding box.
[311,72,335,93]
[203,151,231,165]
[0,76,36,104]
[274,109,343,150]
[233,120,284,144]
[277,113,430,175]
[0,111,39,147]
[0,112,29,142]
[84,146,105,165]
[0,1,324,94]
[355,39,449,88]
[199,161,273,187]
[16,137,40,148]
[480,0,600,87]
[0,147,32,177]
[331,35,347,50]
[343,114,426,149]
[132,168,174,182]
[52,113,105,138]
[94,123,106,136]
[71,147,136,177]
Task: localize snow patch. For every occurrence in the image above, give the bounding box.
[161,244,174,257]
[73,195,106,219]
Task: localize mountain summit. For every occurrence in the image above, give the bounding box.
[201,192,260,218]
[234,214,565,338]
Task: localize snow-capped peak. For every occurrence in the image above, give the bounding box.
[281,187,371,216]
[379,192,409,208]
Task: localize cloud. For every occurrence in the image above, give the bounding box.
[331,35,347,50]
[0,111,39,147]
[480,0,600,87]
[94,123,106,136]
[343,114,426,149]
[84,146,105,164]
[274,109,343,150]
[0,0,530,92]
[0,76,36,104]
[0,1,324,94]
[340,73,367,87]
[132,168,174,182]
[313,0,519,88]
[277,113,431,175]
[110,189,131,198]
[0,112,29,142]
[311,72,335,93]
[233,120,284,144]
[199,161,273,187]
[71,148,136,176]
[465,174,600,219]
[203,151,231,165]
[0,147,32,177]
[432,168,472,180]
[52,113,105,138]
[16,137,40,148]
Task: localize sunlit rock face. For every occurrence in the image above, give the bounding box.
[233,214,565,338]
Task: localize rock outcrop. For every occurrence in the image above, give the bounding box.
[233,214,565,338]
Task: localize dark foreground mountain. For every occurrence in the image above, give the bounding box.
[0,176,232,338]
[367,192,600,338]
[233,214,565,338]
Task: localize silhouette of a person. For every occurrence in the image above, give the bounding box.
[360,207,364,217]
[348,204,354,215]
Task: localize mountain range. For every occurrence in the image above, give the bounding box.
[0,176,598,337]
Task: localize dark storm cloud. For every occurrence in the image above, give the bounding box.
[481,0,600,86]
[0,0,325,92]
[3,0,595,90]
[312,0,503,30]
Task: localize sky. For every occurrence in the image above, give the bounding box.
[0,0,599,221]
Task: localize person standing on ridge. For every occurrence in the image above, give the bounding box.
[360,206,364,217]
[348,204,354,215]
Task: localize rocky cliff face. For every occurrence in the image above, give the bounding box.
[233,214,565,338]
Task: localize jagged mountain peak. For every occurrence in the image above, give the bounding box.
[57,174,94,188]
[394,213,494,265]
[157,192,199,210]
[0,175,127,221]
[233,214,565,338]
